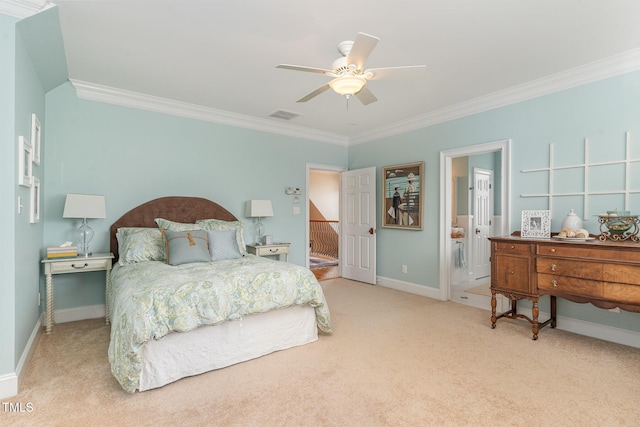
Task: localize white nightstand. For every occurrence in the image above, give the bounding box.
[41,253,114,333]
[246,243,290,262]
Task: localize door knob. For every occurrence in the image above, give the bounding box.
[369,228,374,235]
[475,228,481,234]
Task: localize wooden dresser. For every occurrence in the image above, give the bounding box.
[489,235,640,340]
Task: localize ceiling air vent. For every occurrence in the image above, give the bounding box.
[269,110,301,121]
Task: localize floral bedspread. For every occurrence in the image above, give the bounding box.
[107,255,332,392]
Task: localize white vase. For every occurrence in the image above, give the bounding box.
[561,209,583,230]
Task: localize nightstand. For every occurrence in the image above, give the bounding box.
[41,253,114,333]
[246,243,290,262]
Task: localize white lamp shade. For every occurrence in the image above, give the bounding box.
[245,200,274,218]
[63,194,106,219]
[329,75,366,96]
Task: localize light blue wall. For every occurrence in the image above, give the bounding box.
[349,71,640,332]
[43,83,347,309]
[0,10,48,380]
[0,12,18,378]
[14,17,46,369]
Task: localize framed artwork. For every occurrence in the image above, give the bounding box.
[382,161,424,230]
[521,210,551,238]
[31,113,41,165]
[18,136,32,187]
[30,177,40,223]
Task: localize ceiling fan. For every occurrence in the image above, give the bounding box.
[277,32,426,105]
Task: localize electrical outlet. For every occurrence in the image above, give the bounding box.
[402,264,407,274]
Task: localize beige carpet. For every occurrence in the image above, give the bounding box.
[2,278,640,426]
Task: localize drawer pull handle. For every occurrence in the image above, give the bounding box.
[551,264,557,271]
[71,263,89,269]
[550,248,556,253]
[551,280,558,287]
[269,249,278,253]
[509,270,515,275]
[510,245,515,249]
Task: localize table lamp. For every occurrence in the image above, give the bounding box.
[63,194,106,257]
[245,200,274,244]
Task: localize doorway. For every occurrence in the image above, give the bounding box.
[307,165,343,281]
[439,140,511,311]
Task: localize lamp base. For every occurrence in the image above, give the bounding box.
[77,218,94,258]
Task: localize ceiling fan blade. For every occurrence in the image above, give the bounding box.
[297,84,331,102]
[346,32,379,69]
[277,64,332,75]
[356,86,377,105]
[366,65,426,80]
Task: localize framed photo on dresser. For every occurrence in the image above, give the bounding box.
[521,210,551,238]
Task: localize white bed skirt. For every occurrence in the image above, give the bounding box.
[138,305,318,391]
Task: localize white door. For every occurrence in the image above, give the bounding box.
[472,167,493,280]
[341,167,376,284]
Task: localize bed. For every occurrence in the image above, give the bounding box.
[107,196,332,393]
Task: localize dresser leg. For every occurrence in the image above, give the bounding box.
[490,291,497,328]
[531,299,539,340]
[550,296,557,328]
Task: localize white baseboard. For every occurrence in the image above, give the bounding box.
[54,304,105,324]
[0,373,18,400]
[542,311,640,349]
[376,276,443,301]
[0,313,43,399]
[377,276,640,349]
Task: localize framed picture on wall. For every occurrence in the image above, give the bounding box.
[30,177,40,223]
[521,210,551,238]
[18,135,32,187]
[30,113,41,166]
[382,161,424,230]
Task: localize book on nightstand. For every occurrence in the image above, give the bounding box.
[46,246,78,259]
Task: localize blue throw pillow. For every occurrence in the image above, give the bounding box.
[162,229,211,265]
[207,229,244,261]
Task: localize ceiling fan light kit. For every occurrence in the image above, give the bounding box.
[328,75,366,98]
[277,32,425,106]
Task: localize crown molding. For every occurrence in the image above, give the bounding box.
[72,48,640,147]
[349,48,640,145]
[70,79,349,146]
[0,0,50,18]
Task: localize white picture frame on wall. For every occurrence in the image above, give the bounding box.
[30,113,41,165]
[30,177,40,223]
[521,210,551,239]
[18,135,33,187]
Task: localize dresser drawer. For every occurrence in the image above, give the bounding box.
[536,258,602,281]
[604,283,640,305]
[494,241,531,253]
[252,245,288,256]
[536,243,640,262]
[538,273,603,298]
[602,264,640,286]
[49,258,111,274]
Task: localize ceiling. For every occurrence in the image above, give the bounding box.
[44,1,640,144]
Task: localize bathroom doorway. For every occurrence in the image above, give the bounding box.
[439,140,511,311]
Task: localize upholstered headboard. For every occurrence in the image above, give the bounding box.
[110,196,238,261]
